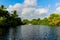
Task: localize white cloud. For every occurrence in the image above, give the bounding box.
[21,7,49,20]
[54,2,60,14]
[36,8,49,14]
[7,0,49,20]
[54,7,60,13]
[7,3,23,13]
[22,8,35,15]
[24,0,37,7]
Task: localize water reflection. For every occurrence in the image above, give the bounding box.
[8,25,60,40]
[55,27,60,40]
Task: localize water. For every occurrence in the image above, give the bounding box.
[7,25,60,40]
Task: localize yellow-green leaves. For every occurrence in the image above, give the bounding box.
[0,17,6,22]
[48,13,60,26]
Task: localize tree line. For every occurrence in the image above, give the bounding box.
[0,5,60,39]
[0,5,60,28]
[22,13,60,26]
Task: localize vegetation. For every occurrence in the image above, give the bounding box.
[0,5,23,37]
[22,18,49,25]
[0,5,60,27]
[22,13,60,26]
[48,13,60,26]
[0,5,60,39]
[0,5,23,28]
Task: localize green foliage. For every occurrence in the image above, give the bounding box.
[48,13,60,26]
[22,13,60,26]
[31,19,38,25]
[40,18,49,25]
[30,18,40,25]
[0,5,60,26]
[22,18,49,25]
[0,5,23,28]
[0,5,22,38]
[22,19,30,25]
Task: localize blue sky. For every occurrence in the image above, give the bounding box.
[0,0,59,7]
[0,0,60,19]
[0,0,24,7]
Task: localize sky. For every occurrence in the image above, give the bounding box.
[0,0,60,20]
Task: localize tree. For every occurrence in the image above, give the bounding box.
[0,5,23,40]
[40,18,49,25]
[22,19,30,24]
[11,10,18,18]
[48,13,60,26]
[0,5,5,9]
[0,5,23,27]
[31,19,38,25]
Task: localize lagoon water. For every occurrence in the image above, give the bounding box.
[7,25,60,40]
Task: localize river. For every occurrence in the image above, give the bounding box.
[4,25,60,40]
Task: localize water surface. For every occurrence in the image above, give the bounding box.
[8,25,60,40]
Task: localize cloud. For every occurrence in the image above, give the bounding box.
[7,3,23,13]
[54,2,60,14]
[35,8,49,14]
[54,7,60,13]
[22,7,35,15]
[7,0,49,20]
[24,0,37,7]
[54,2,60,13]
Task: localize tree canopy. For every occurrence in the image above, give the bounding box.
[22,13,60,26]
[0,5,23,28]
[48,13,60,26]
[0,5,60,27]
